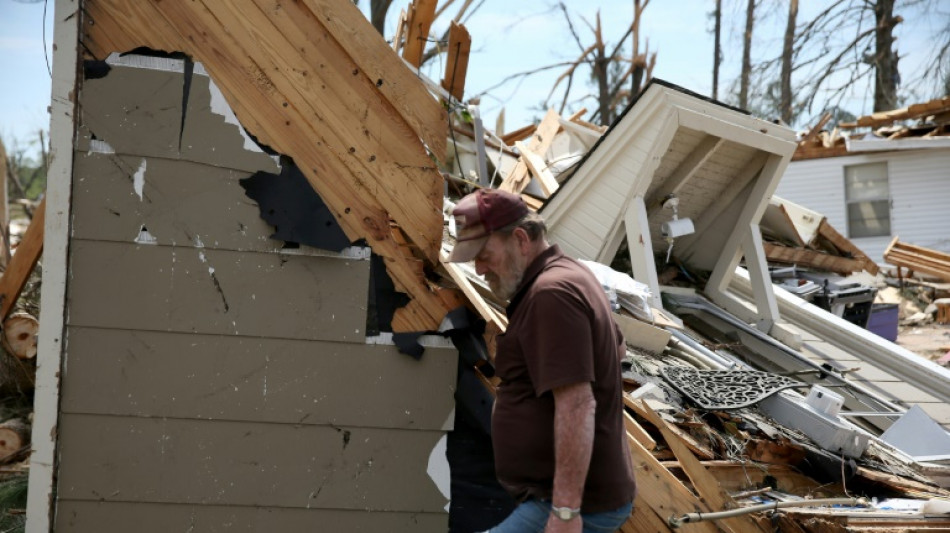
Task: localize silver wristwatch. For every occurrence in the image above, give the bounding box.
[551,505,581,521]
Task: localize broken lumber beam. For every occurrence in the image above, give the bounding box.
[624,395,715,459]
[621,429,720,533]
[762,242,868,275]
[640,401,769,533]
[884,237,950,282]
[623,411,657,451]
[441,21,471,102]
[401,0,437,67]
[499,109,562,194]
[500,124,536,146]
[513,140,559,196]
[0,197,44,321]
[815,219,879,275]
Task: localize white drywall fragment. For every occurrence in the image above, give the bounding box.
[133,158,146,200]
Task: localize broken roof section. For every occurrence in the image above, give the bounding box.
[796,94,950,160]
[81,0,452,332]
[542,79,797,329]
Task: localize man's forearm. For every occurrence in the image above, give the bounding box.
[551,382,596,508]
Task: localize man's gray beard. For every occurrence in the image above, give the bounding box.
[490,270,524,301]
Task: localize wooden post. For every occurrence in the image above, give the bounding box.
[0,197,44,321]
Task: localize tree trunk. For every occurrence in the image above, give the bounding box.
[593,14,612,125]
[0,419,30,464]
[740,0,755,109]
[2,313,38,361]
[873,0,900,112]
[780,0,798,123]
[371,0,394,37]
[713,0,722,100]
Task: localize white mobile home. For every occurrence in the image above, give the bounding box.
[775,100,950,265]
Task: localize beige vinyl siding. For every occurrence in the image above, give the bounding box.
[54,56,455,531]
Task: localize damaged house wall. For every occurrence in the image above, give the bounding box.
[30,1,461,530]
[776,148,950,264]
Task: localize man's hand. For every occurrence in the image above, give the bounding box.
[546,513,582,533]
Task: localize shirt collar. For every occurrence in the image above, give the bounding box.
[507,244,564,310]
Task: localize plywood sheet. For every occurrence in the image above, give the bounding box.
[66,240,369,342]
[71,153,280,252]
[55,501,447,532]
[56,414,449,512]
[61,327,456,431]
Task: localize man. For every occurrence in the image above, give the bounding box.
[449,189,636,533]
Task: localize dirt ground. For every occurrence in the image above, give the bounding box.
[876,282,950,365]
[896,323,950,364]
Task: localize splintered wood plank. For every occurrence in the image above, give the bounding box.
[84,0,449,331]
[623,411,657,451]
[514,140,559,196]
[763,243,867,275]
[499,109,562,194]
[816,219,879,275]
[392,9,408,53]
[204,1,443,263]
[401,0,437,67]
[640,401,768,533]
[624,395,715,459]
[500,124,536,146]
[0,198,44,321]
[440,252,507,343]
[301,0,448,161]
[441,21,471,101]
[623,431,720,533]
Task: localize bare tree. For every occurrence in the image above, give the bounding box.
[370,0,395,36]
[872,0,900,111]
[739,0,755,109]
[712,0,722,100]
[780,0,798,123]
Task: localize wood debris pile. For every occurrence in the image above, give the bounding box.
[760,197,879,276]
[795,95,950,161]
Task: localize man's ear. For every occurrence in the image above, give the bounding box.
[512,227,530,251]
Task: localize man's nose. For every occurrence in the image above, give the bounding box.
[474,260,487,276]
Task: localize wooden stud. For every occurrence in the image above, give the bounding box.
[763,243,868,275]
[513,140,559,196]
[0,198,44,321]
[441,21,471,102]
[401,0,437,67]
[623,411,657,451]
[391,9,407,53]
[499,109,562,194]
[622,429,720,533]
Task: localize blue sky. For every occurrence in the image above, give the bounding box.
[0,0,943,160]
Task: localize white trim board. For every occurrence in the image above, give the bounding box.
[27,1,80,531]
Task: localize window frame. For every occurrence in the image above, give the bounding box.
[843,161,892,239]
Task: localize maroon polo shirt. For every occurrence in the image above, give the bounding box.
[492,244,636,512]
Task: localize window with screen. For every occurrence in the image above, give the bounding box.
[844,162,891,238]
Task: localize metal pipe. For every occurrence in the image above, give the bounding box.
[668,329,739,370]
[668,497,870,528]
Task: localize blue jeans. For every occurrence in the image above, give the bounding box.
[483,499,634,533]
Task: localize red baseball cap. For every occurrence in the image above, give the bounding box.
[447,189,528,263]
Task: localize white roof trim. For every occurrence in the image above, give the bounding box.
[846,136,950,152]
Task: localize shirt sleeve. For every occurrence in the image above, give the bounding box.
[520,282,596,396]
